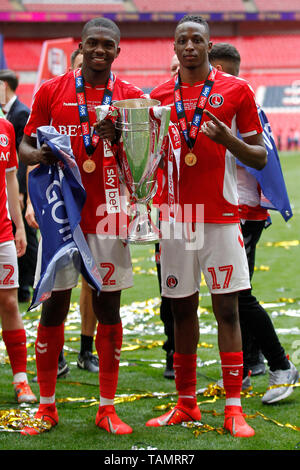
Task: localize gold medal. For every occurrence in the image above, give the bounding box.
[83,159,96,173]
[185,152,197,166]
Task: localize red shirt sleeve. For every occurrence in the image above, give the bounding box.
[236,81,263,137]
[24,81,52,137]
[6,121,18,170]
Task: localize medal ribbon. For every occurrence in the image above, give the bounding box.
[74,70,122,221]
[95,104,123,216]
[74,68,114,155]
[167,122,181,222]
[174,65,216,152]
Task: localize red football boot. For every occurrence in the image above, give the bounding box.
[224,406,255,437]
[96,405,132,435]
[21,404,58,436]
[146,404,201,427]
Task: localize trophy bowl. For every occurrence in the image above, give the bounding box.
[111,98,171,244]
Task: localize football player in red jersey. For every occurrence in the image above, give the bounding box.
[19,18,145,436]
[209,42,299,405]
[147,15,267,437]
[0,112,37,405]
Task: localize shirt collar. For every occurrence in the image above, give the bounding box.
[3,95,17,114]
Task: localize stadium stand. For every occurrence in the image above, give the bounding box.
[114,35,300,71]
[0,0,18,11]
[3,39,42,71]
[254,81,300,150]
[3,0,300,14]
[1,0,251,14]
[132,0,246,13]
[254,0,300,12]
[22,1,126,12]
[5,35,300,74]
[6,35,300,74]
[243,73,300,93]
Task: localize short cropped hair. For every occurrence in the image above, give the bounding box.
[70,48,82,68]
[209,43,241,65]
[81,17,121,43]
[0,69,18,92]
[177,15,210,37]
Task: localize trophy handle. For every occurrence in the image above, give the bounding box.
[153,105,171,157]
[136,106,171,196]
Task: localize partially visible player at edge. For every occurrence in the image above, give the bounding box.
[147,15,267,437]
[18,18,145,436]
[0,111,37,405]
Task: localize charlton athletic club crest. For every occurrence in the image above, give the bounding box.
[166,275,178,289]
[209,93,224,108]
[0,134,9,147]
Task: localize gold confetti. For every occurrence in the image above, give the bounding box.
[247,411,300,433]
[183,420,226,436]
[120,338,213,352]
[264,240,299,249]
[115,391,177,405]
[198,342,213,349]
[203,381,300,398]
[182,407,300,437]
[254,265,270,271]
[277,297,296,303]
[122,339,164,351]
[0,409,51,433]
[203,383,226,398]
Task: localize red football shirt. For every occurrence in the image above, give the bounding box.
[24,70,145,234]
[150,69,263,223]
[0,118,18,243]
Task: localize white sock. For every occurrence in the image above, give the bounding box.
[100,396,114,407]
[13,372,27,385]
[225,397,241,407]
[40,394,56,405]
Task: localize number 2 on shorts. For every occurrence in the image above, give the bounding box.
[0,264,15,285]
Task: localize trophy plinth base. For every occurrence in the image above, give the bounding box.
[126,204,160,244]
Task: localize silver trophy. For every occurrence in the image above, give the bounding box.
[96,98,170,243]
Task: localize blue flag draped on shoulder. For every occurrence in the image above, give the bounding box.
[28,126,102,311]
[237,106,293,222]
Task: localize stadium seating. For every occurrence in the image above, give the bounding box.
[5,0,300,14]
[254,0,300,12]
[0,0,17,11]
[4,35,300,73]
[22,0,125,12]
[3,39,42,71]
[262,111,300,151]
[106,36,300,71]
[243,74,300,92]
[132,0,246,13]
[211,36,300,70]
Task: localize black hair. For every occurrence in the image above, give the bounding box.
[70,48,82,68]
[208,43,241,64]
[177,15,210,37]
[0,69,18,92]
[81,17,121,43]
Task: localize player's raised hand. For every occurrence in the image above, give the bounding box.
[201,109,232,146]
